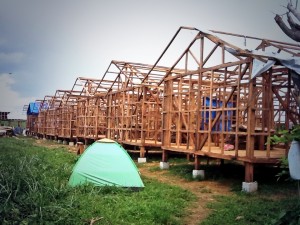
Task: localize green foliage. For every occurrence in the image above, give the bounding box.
[0,137,193,225]
[269,125,300,144]
[268,126,300,182]
[275,157,290,182]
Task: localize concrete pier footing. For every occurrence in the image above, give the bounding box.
[138,157,147,163]
[159,162,170,170]
[242,181,258,193]
[192,170,205,179]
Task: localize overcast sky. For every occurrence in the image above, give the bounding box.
[0,0,296,119]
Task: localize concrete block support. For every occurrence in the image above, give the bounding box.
[242,181,258,193]
[57,140,62,144]
[160,162,169,170]
[63,140,68,145]
[192,170,205,179]
[138,157,147,163]
[69,142,74,146]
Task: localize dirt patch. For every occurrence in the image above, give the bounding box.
[138,162,233,225]
[34,139,78,153]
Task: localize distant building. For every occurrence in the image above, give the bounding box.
[0,112,10,120]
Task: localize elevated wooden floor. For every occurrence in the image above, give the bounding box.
[162,144,286,164]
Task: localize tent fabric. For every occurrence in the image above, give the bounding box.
[68,139,144,188]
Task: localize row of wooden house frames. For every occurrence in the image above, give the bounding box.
[27,27,300,186]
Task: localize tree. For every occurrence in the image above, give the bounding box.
[275,2,300,42]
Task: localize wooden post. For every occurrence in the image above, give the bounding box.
[95,98,99,139]
[162,80,173,148]
[245,162,254,182]
[246,73,255,160]
[162,150,168,162]
[245,63,255,183]
[106,94,112,139]
[77,142,84,155]
[140,146,145,158]
[186,154,191,161]
[194,155,200,170]
[141,86,146,145]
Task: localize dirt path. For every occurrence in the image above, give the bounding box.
[138,162,233,225]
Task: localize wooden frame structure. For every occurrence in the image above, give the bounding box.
[26,100,42,135]
[37,95,53,138]
[159,27,300,182]
[45,90,71,139]
[72,77,106,142]
[105,60,183,157]
[26,114,38,134]
[31,26,300,184]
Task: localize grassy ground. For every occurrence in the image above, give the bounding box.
[0,137,194,225]
[135,155,300,225]
[152,158,300,225]
[1,137,299,225]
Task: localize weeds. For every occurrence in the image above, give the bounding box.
[2,137,298,225]
[0,137,193,225]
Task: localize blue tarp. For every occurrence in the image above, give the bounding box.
[27,102,40,115]
[201,97,233,131]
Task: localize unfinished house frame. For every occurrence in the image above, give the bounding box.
[105,60,183,158]
[45,90,75,140]
[159,27,300,184]
[30,26,300,191]
[36,95,53,138]
[56,89,83,141]
[26,100,42,135]
[26,114,38,135]
[71,77,106,143]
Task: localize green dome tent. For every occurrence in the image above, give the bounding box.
[68,138,144,188]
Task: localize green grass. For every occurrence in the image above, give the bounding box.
[151,157,300,225]
[2,137,299,225]
[0,137,194,225]
[201,192,300,225]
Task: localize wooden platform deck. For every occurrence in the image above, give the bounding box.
[162,144,286,164]
[122,139,162,147]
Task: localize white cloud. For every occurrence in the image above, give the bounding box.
[0,74,34,119]
[0,52,25,64]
